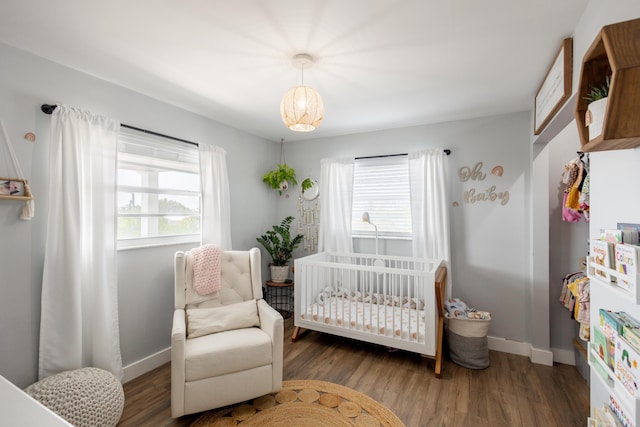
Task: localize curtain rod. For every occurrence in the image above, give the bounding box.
[40,104,199,147]
[41,104,452,155]
[355,149,451,160]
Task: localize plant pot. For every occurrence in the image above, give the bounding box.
[585,97,608,141]
[270,265,289,283]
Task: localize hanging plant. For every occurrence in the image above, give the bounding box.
[262,164,298,195]
[263,138,299,196]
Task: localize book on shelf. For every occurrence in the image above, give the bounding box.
[608,393,634,427]
[591,239,616,282]
[594,404,625,427]
[617,223,640,245]
[604,229,623,245]
[614,243,639,293]
[624,325,640,353]
[593,325,614,370]
[599,310,640,340]
[615,334,640,396]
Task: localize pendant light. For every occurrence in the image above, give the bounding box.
[280,53,324,132]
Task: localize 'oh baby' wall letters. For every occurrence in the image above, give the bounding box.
[457,161,509,206]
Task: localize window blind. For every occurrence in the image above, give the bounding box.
[351,155,412,238]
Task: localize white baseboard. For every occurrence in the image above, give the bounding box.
[488,336,530,356]
[122,347,171,384]
[487,336,554,366]
[125,338,573,383]
[530,346,554,366]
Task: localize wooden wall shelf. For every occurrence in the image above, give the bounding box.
[0,195,33,201]
[575,18,640,152]
[0,178,33,201]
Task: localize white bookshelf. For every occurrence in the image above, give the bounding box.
[589,340,639,425]
[588,272,640,427]
[589,255,640,304]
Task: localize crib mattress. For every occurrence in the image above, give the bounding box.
[300,297,426,342]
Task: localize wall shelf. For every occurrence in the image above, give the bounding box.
[0,178,33,201]
[575,18,640,152]
[589,342,640,425]
[588,259,639,305]
[0,195,33,201]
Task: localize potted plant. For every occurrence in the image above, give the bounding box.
[584,75,610,141]
[256,216,303,282]
[262,164,298,195]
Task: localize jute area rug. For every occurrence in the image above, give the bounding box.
[190,379,405,427]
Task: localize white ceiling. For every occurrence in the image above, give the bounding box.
[0,1,589,142]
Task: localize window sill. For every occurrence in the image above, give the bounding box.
[117,236,199,251]
[352,235,412,241]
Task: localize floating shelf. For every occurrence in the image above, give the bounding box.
[588,255,640,305]
[0,178,34,201]
[575,18,640,152]
[589,343,640,425]
[0,194,33,201]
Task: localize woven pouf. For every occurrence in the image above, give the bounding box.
[25,367,124,427]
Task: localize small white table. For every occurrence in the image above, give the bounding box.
[0,375,73,426]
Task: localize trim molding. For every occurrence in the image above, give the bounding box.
[487,336,554,366]
[122,347,171,384]
[531,346,554,366]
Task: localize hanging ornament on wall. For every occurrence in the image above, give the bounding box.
[297,178,320,255]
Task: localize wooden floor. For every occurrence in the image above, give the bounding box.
[118,317,590,426]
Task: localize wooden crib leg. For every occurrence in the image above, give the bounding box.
[435,316,444,378]
[434,264,447,379]
[291,326,303,342]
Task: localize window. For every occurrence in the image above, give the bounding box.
[351,155,412,238]
[117,128,200,248]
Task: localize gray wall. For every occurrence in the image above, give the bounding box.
[279,112,533,344]
[547,124,589,350]
[0,42,280,388]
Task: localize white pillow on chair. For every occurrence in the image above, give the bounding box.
[186,299,260,338]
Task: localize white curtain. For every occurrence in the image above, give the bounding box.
[318,158,354,253]
[39,105,123,380]
[199,144,232,249]
[409,149,452,294]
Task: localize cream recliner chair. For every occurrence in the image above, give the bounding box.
[171,247,283,418]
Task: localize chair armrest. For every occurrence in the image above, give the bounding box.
[172,309,186,345]
[257,299,283,390]
[171,309,186,418]
[257,299,283,340]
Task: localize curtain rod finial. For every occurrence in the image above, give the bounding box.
[41,104,57,114]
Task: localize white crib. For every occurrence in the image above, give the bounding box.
[292,252,447,378]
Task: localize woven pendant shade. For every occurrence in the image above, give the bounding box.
[280,85,324,132]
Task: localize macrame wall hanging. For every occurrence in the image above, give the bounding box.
[0,119,35,220]
[297,178,320,255]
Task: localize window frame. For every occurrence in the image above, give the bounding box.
[116,128,201,250]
